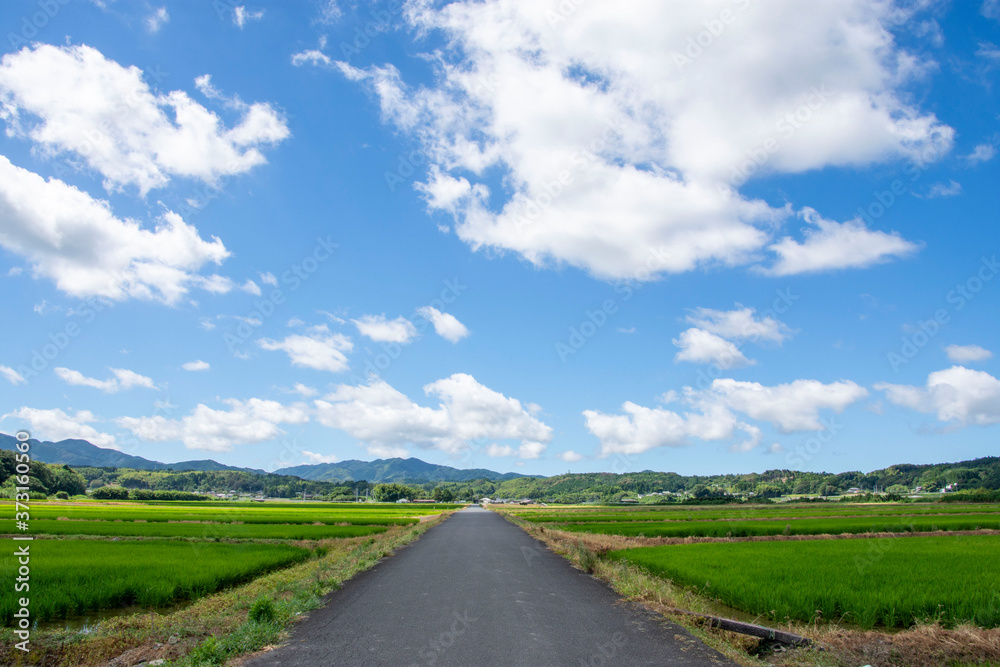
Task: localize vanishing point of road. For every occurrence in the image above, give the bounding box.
[247,506,737,666]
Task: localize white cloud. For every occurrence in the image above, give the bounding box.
[945,344,992,364]
[260,271,278,286]
[118,398,309,452]
[766,208,919,275]
[585,377,867,455]
[919,180,961,198]
[876,366,1000,427]
[984,0,1000,20]
[3,407,116,448]
[291,383,317,397]
[584,400,742,456]
[0,156,232,303]
[302,450,338,464]
[486,443,515,457]
[673,328,752,368]
[966,142,996,165]
[352,314,417,343]
[702,378,868,433]
[557,450,583,462]
[145,6,169,33]
[684,306,791,344]
[337,1,951,280]
[55,367,156,393]
[0,44,289,194]
[258,325,353,372]
[417,306,470,342]
[0,365,26,385]
[241,279,262,295]
[315,0,340,24]
[292,49,332,68]
[182,360,210,371]
[367,444,409,459]
[315,373,552,455]
[233,6,264,28]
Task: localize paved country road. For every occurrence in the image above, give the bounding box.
[247,506,737,666]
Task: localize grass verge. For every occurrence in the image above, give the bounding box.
[494,509,1000,667]
[0,512,453,667]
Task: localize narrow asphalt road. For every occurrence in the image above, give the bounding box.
[247,506,737,666]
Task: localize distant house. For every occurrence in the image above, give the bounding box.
[396,498,410,503]
[480,498,492,504]
[847,487,862,494]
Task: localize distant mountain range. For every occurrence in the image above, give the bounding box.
[0,433,264,473]
[0,433,529,483]
[273,459,530,483]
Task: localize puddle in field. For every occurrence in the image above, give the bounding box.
[36,599,197,633]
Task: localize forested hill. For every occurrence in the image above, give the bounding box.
[273,458,529,483]
[2,433,997,503]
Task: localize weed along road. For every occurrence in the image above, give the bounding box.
[247,506,735,666]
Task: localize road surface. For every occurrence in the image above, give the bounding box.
[247,506,737,666]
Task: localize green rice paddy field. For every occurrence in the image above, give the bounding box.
[1,539,312,624]
[608,535,1000,628]
[1,500,455,624]
[554,513,1000,537]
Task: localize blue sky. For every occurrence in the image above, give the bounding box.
[0,0,998,477]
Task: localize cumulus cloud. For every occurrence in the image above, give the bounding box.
[673,328,752,368]
[314,373,551,456]
[118,398,309,452]
[0,43,288,194]
[0,365,26,385]
[702,378,869,433]
[352,315,417,343]
[416,306,470,342]
[55,367,156,393]
[3,407,116,448]
[765,208,919,275]
[0,157,233,302]
[945,344,992,363]
[557,450,584,463]
[258,325,353,372]
[684,305,791,344]
[585,377,867,455]
[333,1,949,280]
[182,360,210,371]
[876,366,1000,427]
